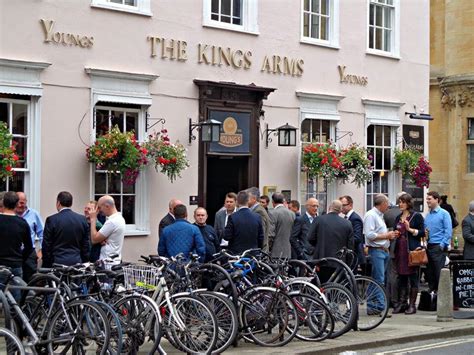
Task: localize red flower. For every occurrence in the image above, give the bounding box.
[6,166,12,172]
[171,157,177,163]
[13,154,19,161]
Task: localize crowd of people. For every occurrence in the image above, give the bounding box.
[0,187,472,313]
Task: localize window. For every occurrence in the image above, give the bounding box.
[91,0,152,16]
[301,0,339,47]
[467,118,474,173]
[366,124,394,210]
[0,97,29,192]
[300,118,332,214]
[368,0,399,56]
[93,106,141,225]
[203,0,258,34]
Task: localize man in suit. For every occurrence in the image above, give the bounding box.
[340,195,365,269]
[224,190,263,255]
[158,198,183,238]
[214,192,237,247]
[42,191,90,267]
[290,198,319,260]
[461,200,474,260]
[268,192,295,258]
[308,200,354,260]
[247,187,270,252]
[259,195,270,211]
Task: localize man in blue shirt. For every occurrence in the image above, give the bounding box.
[16,192,43,282]
[424,191,452,292]
[158,204,206,262]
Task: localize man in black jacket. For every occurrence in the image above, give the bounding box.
[461,200,474,260]
[158,198,182,238]
[340,195,365,268]
[290,198,319,260]
[42,191,90,267]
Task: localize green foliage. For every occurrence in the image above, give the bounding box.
[0,122,19,181]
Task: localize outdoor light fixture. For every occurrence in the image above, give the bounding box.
[189,118,222,144]
[265,123,298,148]
[405,112,433,120]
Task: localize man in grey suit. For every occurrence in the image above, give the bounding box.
[214,192,237,246]
[268,192,295,258]
[247,187,271,252]
[461,200,474,260]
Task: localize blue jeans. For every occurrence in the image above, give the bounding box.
[368,248,389,312]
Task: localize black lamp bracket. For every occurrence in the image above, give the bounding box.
[146,113,166,132]
[265,123,279,149]
[335,128,353,142]
[189,118,200,145]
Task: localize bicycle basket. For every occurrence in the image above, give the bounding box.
[122,264,160,290]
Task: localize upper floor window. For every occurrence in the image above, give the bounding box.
[203,0,258,34]
[301,0,339,47]
[368,0,399,56]
[467,118,474,173]
[91,0,152,16]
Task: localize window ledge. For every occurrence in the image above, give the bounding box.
[366,49,400,60]
[202,22,259,36]
[300,38,340,50]
[91,3,152,17]
[125,229,151,237]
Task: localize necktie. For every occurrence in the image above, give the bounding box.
[344,215,348,219]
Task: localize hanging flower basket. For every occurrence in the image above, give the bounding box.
[0,122,20,181]
[393,148,432,188]
[144,129,190,183]
[86,126,148,185]
[302,143,342,183]
[339,143,373,188]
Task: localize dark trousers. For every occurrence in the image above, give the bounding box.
[426,244,447,292]
[386,257,399,307]
[22,250,38,283]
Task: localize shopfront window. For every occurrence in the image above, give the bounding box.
[366,124,394,210]
[300,118,332,214]
[93,106,140,225]
[368,0,397,54]
[0,98,29,192]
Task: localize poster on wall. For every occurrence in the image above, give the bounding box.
[402,125,425,212]
[208,110,250,154]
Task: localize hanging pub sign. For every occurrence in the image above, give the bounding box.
[402,125,425,212]
[208,111,250,154]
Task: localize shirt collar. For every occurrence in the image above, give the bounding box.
[346,209,354,219]
[373,207,384,217]
[305,211,315,220]
[430,206,441,213]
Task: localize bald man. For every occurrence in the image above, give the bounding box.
[89,195,126,263]
[159,198,183,238]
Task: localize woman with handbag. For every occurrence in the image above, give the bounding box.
[393,193,425,314]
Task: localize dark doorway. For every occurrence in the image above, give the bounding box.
[206,156,248,226]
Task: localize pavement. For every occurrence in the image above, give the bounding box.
[155,309,474,354]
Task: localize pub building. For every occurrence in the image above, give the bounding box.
[0,0,429,260]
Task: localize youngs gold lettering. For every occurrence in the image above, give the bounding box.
[40,19,93,48]
[338,65,368,86]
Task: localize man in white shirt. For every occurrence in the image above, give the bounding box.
[89,195,126,263]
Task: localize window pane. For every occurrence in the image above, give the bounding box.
[384,29,391,51]
[0,179,5,191]
[123,181,135,194]
[233,0,241,18]
[311,0,320,12]
[9,171,24,192]
[111,111,124,132]
[321,16,328,40]
[96,109,109,137]
[211,0,219,13]
[369,4,375,25]
[12,137,26,168]
[321,0,329,15]
[375,125,383,146]
[125,112,138,135]
[12,104,27,135]
[108,173,121,194]
[384,148,391,169]
[368,147,374,167]
[221,0,231,16]
[112,195,121,213]
[303,13,310,37]
[311,14,320,39]
[375,148,383,169]
[232,17,241,25]
[386,0,393,5]
[122,195,135,224]
[221,15,231,23]
[124,0,135,6]
[301,119,311,142]
[95,172,106,194]
[311,119,321,141]
[469,119,474,139]
[383,126,391,146]
[304,0,309,11]
[381,173,388,193]
[369,26,374,49]
[384,7,392,28]
[211,13,219,20]
[321,120,330,141]
[367,125,375,146]
[0,102,7,124]
[373,172,380,191]
[469,145,474,173]
[375,28,383,49]
[375,5,383,26]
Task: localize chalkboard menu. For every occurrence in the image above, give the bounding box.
[452,261,474,308]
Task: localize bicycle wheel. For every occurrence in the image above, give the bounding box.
[162,294,218,354]
[320,282,357,338]
[47,299,111,355]
[0,290,12,331]
[240,287,298,347]
[0,327,25,355]
[113,294,161,355]
[93,300,123,354]
[354,276,388,331]
[196,291,239,354]
[288,292,334,342]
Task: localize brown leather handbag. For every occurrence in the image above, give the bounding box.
[408,247,428,267]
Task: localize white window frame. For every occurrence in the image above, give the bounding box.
[86,68,158,236]
[91,0,152,17]
[203,0,259,35]
[366,0,400,59]
[300,0,340,49]
[467,118,474,173]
